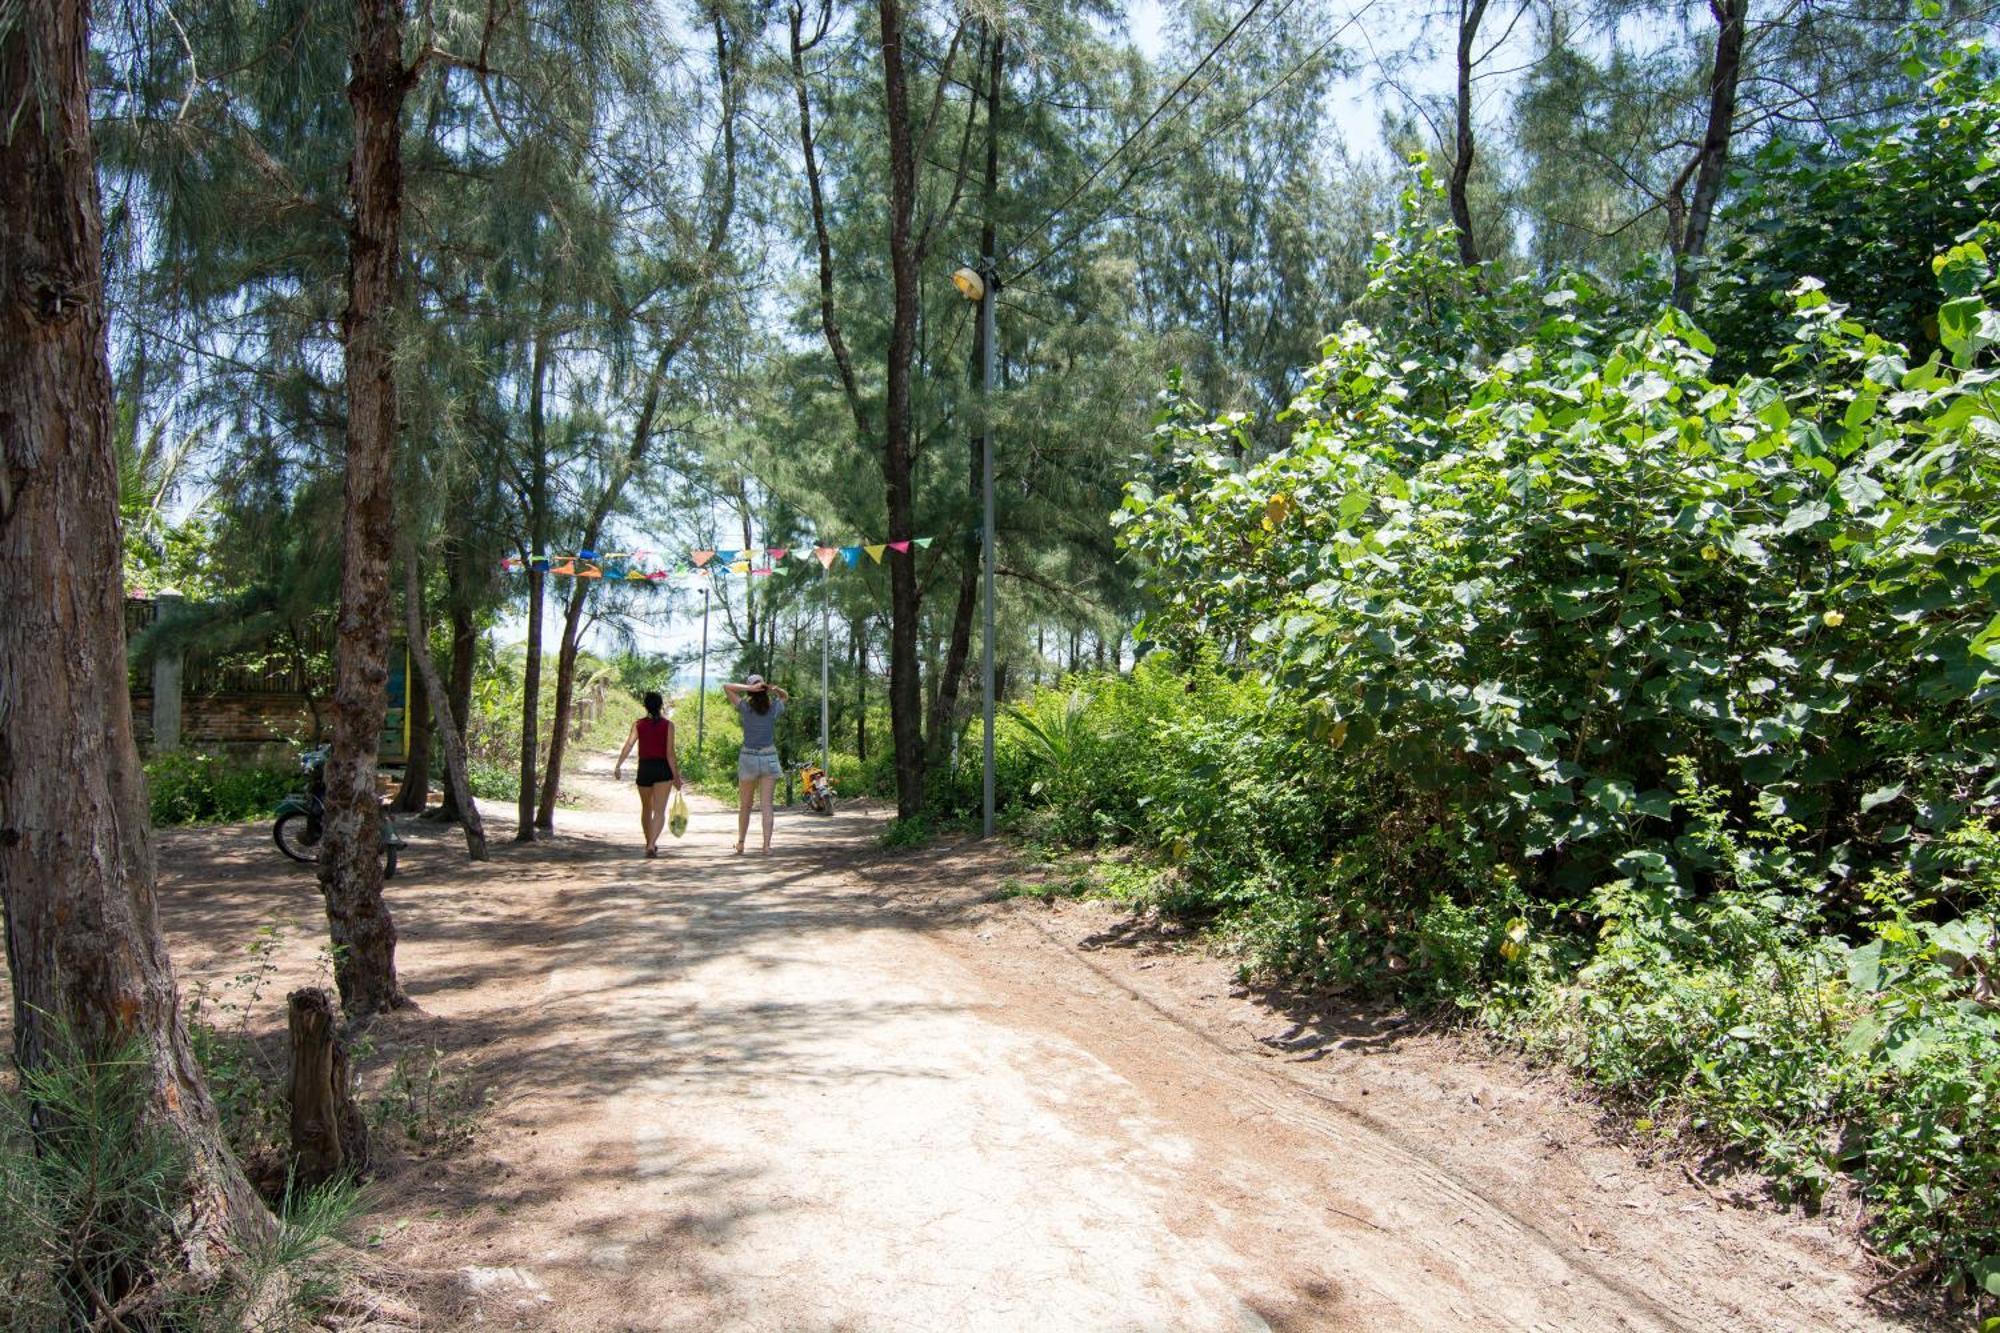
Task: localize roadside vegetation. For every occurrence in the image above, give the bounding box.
[975,55,2000,1310]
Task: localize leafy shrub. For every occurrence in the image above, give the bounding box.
[1703,46,2000,377]
[1518,774,1998,1292]
[465,757,519,802]
[145,750,293,826]
[1073,141,2000,1296]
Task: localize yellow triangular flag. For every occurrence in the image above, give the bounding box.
[864,544,886,563]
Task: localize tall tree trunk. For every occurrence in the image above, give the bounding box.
[320,0,412,1015]
[436,541,477,824]
[1449,0,1488,268]
[854,613,868,763]
[878,0,926,819]
[391,628,430,812]
[1671,0,1749,310]
[535,13,739,833]
[534,589,586,833]
[516,329,551,843]
[0,0,274,1299]
[927,25,1000,775]
[403,548,487,859]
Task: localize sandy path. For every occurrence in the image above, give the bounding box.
[134,754,1914,1331]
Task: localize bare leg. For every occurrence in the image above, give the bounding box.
[643,787,666,851]
[736,779,754,853]
[758,775,777,851]
[636,786,652,849]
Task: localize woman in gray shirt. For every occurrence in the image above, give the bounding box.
[724,674,788,853]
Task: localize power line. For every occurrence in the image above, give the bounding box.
[1003,0,1381,286]
[1001,0,1278,278]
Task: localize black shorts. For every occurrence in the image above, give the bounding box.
[636,758,673,788]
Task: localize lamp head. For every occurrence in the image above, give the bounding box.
[951,266,985,302]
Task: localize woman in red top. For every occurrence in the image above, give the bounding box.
[613,690,683,857]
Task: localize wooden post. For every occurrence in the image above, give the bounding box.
[287,988,369,1186]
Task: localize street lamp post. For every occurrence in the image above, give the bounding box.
[952,260,998,839]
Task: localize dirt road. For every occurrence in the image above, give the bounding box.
[142,755,1910,1331]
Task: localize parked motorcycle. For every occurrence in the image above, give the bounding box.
[273,745,403,878]
[796,763,836,816]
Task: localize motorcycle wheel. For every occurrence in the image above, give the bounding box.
[274,812,319,863]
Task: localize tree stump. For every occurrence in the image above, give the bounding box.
[287,987,369,1186]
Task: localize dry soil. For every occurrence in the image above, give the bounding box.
[123,753,1934,1331]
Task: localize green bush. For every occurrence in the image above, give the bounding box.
[465,757,518,802]
[145,751,294,826]
[1017,141,2000,1296]
[1516,777,1999,1288]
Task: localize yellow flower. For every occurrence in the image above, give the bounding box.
[1823,610,1846,628]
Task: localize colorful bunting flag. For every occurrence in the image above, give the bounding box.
[503,532,945,581]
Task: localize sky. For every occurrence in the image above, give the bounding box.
[510,0,1493,692]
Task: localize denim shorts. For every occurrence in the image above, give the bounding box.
[738,746,782,781]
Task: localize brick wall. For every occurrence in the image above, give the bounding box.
[134,692,325,753]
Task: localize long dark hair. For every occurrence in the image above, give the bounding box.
[747,686,770,715]
[643,691,663,719]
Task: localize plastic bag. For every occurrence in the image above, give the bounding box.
[667,786,690,839]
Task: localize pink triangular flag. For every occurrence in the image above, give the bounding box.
[691,549,714,567]
[768,547,789,562]
[888,540,911,554]
[815,547,837,569]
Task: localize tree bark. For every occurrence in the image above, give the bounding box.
[391,631,430,812]
[286,988,368,1187]
[1672,0,1749,310]
[854,614,869,763]
[1449,0,1489,268]
[0,0,274,1297]
[404,548,487,859]
[436,541,478,824]
[319,0,412,1015]
[878,0,927,819]
[516,329,551,843]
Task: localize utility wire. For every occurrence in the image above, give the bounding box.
[1000,0,1277,279]
[1003,0,1381,286]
